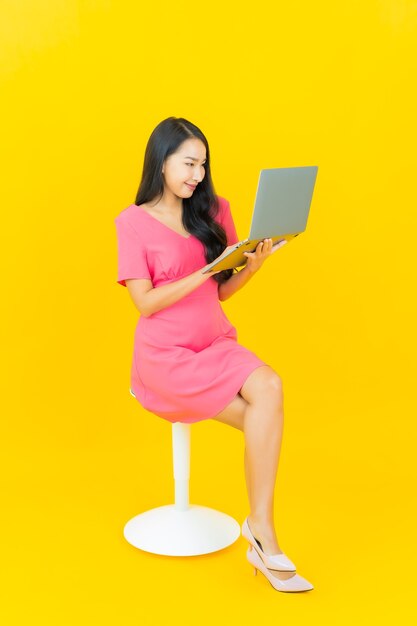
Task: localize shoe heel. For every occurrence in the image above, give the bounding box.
[249,547,257,575]
[246,545,314,593]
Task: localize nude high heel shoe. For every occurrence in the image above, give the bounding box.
[241,516,296,572]
[247,546,314,592]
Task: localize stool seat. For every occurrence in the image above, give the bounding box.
[124,388,241,556]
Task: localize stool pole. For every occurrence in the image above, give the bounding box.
[172,422,190,511]
[125,388,240,555]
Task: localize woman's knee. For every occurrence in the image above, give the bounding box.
[240,365,283,406]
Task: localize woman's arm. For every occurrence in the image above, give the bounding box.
[218,264,258,301]
[126,265,219,317]
[218,238,287,301]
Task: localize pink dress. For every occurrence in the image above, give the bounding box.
[114,195,267,424]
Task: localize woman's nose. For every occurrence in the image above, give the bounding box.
[192,168,204,182]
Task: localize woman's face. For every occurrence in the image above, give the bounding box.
[162,137,207,198]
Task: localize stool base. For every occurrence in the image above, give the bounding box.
[123,504,241,556]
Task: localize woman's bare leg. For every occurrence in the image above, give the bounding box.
[212,369,293,580]
[239,366,285,555]
[211,393,247,432]
[211,370,284,548]
[211,394,252,505]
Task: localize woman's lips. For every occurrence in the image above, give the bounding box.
[185,183,197,190]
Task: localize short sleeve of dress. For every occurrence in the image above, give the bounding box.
[114,215,152,286]
[217,197,240,246]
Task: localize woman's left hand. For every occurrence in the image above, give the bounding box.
[243,238,287,273]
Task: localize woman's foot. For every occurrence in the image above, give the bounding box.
[247,515,282,555]
[246,515,296,581]
[247,546,314,592]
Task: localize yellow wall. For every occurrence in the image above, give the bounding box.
[1,1,416,623]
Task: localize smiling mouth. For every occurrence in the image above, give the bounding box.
[185,183,197,190]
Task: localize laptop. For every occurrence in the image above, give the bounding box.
[202,165,319,274]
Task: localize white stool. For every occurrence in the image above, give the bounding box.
[123,388,241,556]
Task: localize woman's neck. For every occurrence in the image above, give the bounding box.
[152,189,183,215]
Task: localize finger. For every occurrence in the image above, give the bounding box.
[260,239,271,255]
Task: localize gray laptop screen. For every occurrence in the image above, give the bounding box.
[249,166,318,239]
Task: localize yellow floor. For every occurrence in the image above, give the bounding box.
[2,395,416,626]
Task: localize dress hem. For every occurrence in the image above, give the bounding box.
[130,361,269,424]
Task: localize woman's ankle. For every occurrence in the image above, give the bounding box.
[248,513,274,532]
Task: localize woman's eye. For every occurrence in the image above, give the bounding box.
[186,163,206,166]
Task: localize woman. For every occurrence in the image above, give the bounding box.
[114,116,313,592]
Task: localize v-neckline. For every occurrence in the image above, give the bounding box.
[137,205,192,240]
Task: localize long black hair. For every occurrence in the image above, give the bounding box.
[135,117,235,285]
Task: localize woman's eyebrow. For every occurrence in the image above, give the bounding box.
[184,156,207,161]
